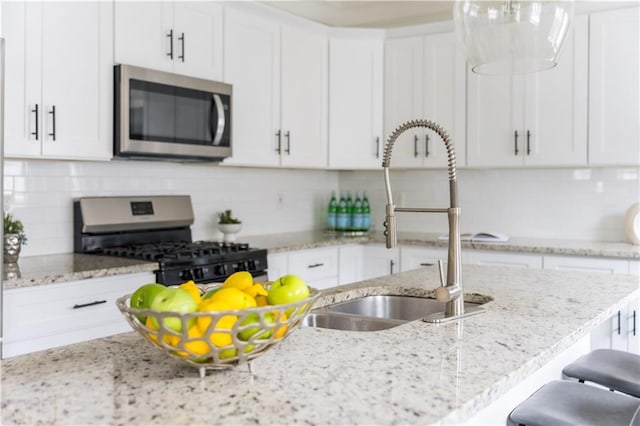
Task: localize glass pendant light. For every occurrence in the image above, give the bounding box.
[453,0,575,75]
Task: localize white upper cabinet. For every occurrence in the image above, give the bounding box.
[384,32,467,169]
[114,1,223,81]
[3,1,112,160]
[328,35,384,170]
[588,7,640,166]
[223,7,328,169]
[467,15,588,167]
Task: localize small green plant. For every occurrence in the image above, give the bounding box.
[217,210,241,225]
[4,212,27,245]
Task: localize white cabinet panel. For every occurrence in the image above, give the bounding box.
[467,15,588,167]
[400,246,448,272]
[384,32,466,169]
[589,7,640,166]
[114,1,223,81]
[267,252,288,282]
[362,244,399,279]
[543,255,630,274]
[328,36,384,169]
[338,245,364,285]
[467,251,543,269]
[3,1,112,161]
[2,272,155,358]
[288,247,338,283]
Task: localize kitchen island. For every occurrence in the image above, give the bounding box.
[2,264,638,425]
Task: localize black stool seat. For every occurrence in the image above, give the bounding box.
[563,349,640,397]
[508,380,640,426]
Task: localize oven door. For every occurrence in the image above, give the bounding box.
[115,64,232,161]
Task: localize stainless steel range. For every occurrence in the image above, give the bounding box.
[73,195,267,286]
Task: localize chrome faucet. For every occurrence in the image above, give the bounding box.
[382,119,483,323]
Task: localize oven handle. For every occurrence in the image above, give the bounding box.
[212,94,226,146]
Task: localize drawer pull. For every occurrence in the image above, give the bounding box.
[419,262,434,266]
[307,263,324,269]
[73,300,107,309]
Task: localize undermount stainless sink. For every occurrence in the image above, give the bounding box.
[302,295,487,332]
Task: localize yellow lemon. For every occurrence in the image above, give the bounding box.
[145,316,175,345]
[243,283,268,298]
[222,271,254,291]
[255,295,268,307]
[179,280,202,305]
[171,325,211,357]
[209,287,257,309]
[273,311,289,339]
[196,299,238,347]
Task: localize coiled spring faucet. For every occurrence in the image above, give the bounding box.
[382,119,484,323]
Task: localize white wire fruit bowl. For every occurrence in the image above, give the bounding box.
[116,285,321,378]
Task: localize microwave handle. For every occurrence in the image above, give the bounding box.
[212,94,226,146]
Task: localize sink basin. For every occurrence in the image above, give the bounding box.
[302,311,404,331]
[302,295,487,331]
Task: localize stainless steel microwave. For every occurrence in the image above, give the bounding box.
[114,64,232,161]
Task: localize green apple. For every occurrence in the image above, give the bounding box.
[267,274,310,306]
[149,287,198,332]
[237,312,274,341]
[130,283,166,322]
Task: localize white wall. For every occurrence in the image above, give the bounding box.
[3,159,339,256]
[340,167,640,243]
[4,159,639,257]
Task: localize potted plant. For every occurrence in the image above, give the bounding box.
[4,212,27,263]
[217,210,242,242]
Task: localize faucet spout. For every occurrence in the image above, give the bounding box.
[382,119,483,323]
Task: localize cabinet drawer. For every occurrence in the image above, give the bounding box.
[543,255,629,274]
[3,273,154,345]
[288,247,338,283]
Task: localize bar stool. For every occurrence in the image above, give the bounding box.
[508,380,640,426]
[562,349,640,398]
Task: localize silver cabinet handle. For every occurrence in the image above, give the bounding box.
[425,134,430,157]
[48,105,56,141]
[633,310,637,337]
[617,310,621,335]
[514,130,519,156]
[178,32,185,62]
[275,130,282,154]
[167,29,174,59]
[419,262,433,266]
[284,131,291,155]
[414,135,419,157]
[526,130,531,155]
[390,259,395,274]
[31,104,39,140]
[375,136,380,159]
[307,263,324,269]
[73,300,106,309]
[212,94,225,146]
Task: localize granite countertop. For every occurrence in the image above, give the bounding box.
[4,231,638,289]
[2,264,638,425]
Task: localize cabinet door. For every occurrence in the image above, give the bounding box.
[338,245,364,285]
[280,25,328,168]
[589,7,640,166]
[400,246,448,272]
[222,8,281,167]
[523,15,588,167]
[467,250,542,269]
[172,2,223,81]
[467,72,523,167]
[288,247,338,284]
[543,255,629,274]
[384,36,425,168]
[40,2,112,160]
[2,1,41,157]
[627,297,639,355]
[422,32,467,168]
[114,1,173,73]
[362,245,399,279]
[267,252,288,282]
[328,37,383,169]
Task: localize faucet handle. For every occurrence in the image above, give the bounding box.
[437,259,445,287]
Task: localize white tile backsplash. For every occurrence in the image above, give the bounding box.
[4,159,639,256]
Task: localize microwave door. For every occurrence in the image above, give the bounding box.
[212,94,226,146]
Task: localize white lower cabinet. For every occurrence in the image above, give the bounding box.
[2,272,155,358]
[400,246,449,272]
[362,244,400,280]
[542,254,638,355]
[338,245,364,286]
[466,250,543,269]
[267,247,339,290]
